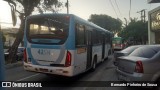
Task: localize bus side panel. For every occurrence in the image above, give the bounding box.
[104,44,109,58]
[92,45,102,63]
[105,44,111,58]
[73,49,87,75]
[70,16,88,75]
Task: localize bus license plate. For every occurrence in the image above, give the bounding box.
[39,68,48,72]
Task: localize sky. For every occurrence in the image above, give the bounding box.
[0,0,160,28]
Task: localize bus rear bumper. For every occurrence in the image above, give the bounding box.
[23,63,74,77]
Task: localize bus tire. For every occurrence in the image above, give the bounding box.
[91,56,97,71]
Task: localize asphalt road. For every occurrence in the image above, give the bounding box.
[5,55,153,90]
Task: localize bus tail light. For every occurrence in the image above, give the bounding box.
[23,48,28,63]
[65,51,72,67]
[135,61,143,73]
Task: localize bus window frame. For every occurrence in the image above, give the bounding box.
[75,23,86,47]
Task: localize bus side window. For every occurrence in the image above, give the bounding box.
[76,23,86,46]
[92,30,97,45]
[105,34,108,44]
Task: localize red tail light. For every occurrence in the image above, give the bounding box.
[65,51,72,67]
[135,61,143,73]
[23,48,28,63]
[120,44,123,47]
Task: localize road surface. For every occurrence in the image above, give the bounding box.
[5,55,152,90]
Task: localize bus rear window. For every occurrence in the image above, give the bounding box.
[26,15,70,44]
[112,38,123,44]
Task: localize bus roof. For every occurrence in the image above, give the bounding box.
[26,13,112,34]
[72,14,112,33]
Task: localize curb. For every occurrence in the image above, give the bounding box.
[5,61,23,69]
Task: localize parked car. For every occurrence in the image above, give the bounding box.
[116,45,160,82]
[4,47,24,61]
[4,49,9,58]
[114,45,143,66]
[17,47,25,60]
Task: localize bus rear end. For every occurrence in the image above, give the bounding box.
[112,37,125,50]
[23,14,74,76]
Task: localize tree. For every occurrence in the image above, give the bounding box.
[2,34,6,43]
[4,0,64,63]
[118,19,148,45]
[88,14,122,34]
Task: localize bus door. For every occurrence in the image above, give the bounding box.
[102,34,105,59]
[86,30,92,70]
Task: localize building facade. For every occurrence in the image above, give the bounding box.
[148,0,160,44]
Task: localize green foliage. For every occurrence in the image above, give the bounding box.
[118,20,148,44]
[2,35,6,43]
[4,0,63,16]
[3,0,64,63]
[1,33,6,48]
[88,14,122,34]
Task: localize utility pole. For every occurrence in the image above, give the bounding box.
[124,18,128,26]
[144,9,146,22]
[137,9,146,22]
[129,0,131,20]
[66,0,69,14]
[137,9,146,44]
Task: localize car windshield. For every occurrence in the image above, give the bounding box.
[129,46,160,58]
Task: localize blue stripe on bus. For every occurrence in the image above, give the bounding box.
[65,16,76,50]
[27,48,39,65]
[31,39,61,44]
[24,35,27,47]
[30,44,61,49]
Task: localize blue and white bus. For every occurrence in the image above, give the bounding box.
[23,14,112,77]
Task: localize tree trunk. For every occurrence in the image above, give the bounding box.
[8,18,25,63]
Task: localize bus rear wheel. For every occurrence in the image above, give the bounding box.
[91,57,97,71]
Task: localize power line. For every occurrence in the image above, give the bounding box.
[109,0,118,18]
[137,9,146,22]
[114,0,122,17]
